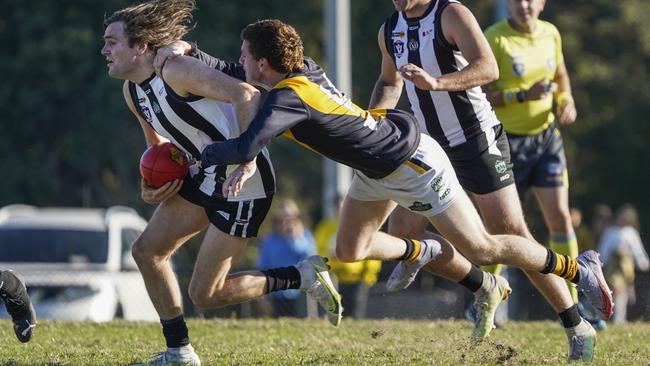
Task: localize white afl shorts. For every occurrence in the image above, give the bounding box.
[347,134,461,217]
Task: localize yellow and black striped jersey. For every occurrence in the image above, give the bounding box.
[199,56,420,179]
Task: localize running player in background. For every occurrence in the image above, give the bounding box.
[483,0,579,301]
[370,0,595,361]
[102,2,341,365]
[161,20,613,358]
[0,270,36,343]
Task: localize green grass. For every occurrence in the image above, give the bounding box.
[0,319,648,365]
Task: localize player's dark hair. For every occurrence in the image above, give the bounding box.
[241,19,304,73]
[104,0,195,51]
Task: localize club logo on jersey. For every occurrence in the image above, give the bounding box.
[511,56,525,76]
[547,57,556,71]
[139,105,153,123]
[394,40,405,58]
[408,38,419,51]
[422,29,433,37]
[152,101,162,113]
[431,176,445,192]
[495,160,507,174]
[408,201,433,212]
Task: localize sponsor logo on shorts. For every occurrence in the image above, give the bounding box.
[495,160,507,174]
[499,173,511,182]
[408,201,433,212]
[431,176,444,192]
[547,162,563,176]
[440,188,451,200]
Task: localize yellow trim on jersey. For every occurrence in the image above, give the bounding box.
[281,130,319,154]
[275,76,368,118]
[485,19,564,135]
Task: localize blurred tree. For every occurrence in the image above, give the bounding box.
[0,0,648,245]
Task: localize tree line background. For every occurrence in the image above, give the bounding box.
[1,1,648,255]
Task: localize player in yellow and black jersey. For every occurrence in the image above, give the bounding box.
[163,20,614,340]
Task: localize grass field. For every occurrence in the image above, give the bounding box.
[0,318,648,365]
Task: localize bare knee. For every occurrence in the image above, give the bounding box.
[131,237,162,267]
[189,281,228,309]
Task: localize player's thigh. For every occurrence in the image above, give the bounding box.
[190,224,248,291]
[471,184,532,238]
[387,205,430,238]
[428,191,494,257]
[337,195,397,251]
[136,194,209,256]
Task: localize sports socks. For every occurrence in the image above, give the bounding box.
[541,248,580,284]
[550,232,580,303]
[261,266,301,293]
[161,315,190,348]
[458,265,485,293]
[558,304,582,329]
[399,238,422,262]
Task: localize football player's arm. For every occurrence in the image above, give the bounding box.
[162,56,261,133]
[369,24,404,109]
[433,3,499,91]
[122,81,181,203]
[202,90,308,166]
[154,41,247,81]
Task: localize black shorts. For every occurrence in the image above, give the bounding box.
[444,124,515,195]
[507,124,567,200]
[178,175,272,238]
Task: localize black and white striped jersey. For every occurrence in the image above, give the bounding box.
[127,74,275,201]
[384,0,499,150]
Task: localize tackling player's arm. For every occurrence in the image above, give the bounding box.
[368,24,404,109]
[401,4,498,92]
[122,81,182,203]
[202,90,308,167]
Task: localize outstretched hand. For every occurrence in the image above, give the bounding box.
[153,40,192,76]
[141,178,182,204]
[399,63,439,91]
[221,159,257,198]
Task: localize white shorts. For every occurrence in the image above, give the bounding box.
[347,134,461,217]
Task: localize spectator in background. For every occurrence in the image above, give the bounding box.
[598,204,649,323]
[591,204,613,244]
[570,207,596,252]
[314,196,381,319]
[257,199,316,318]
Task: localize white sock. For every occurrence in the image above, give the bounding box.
[565,319,591,337]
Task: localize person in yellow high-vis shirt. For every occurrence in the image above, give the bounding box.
[483,0,579,304]
[314,203,381,319]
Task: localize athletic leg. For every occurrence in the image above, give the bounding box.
[131,194,208,320]
[532,185,580,302]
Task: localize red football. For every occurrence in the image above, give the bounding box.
[139,142,189,188]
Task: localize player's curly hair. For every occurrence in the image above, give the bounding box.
[104,0,195,51]
[241,19,304,74]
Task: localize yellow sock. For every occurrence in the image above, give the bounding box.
[481,264,503,276]
[406,239,422,262]
[550,233,580,303]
